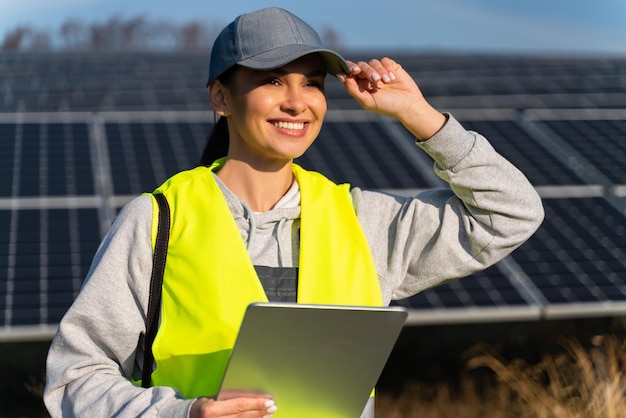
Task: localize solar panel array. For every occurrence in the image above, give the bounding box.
[1,51,625,339]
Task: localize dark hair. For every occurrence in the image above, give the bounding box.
[198,65,239,166]
[199,116,229,166]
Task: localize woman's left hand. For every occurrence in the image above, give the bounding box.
[338,57,446,141]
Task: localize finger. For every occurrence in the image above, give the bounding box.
[344,60,360,75]
[338,76,377,110]
[353,60,380,82]
[344,60,376,81]
[336,61,359,83]
[366,58,399,83]
[196,397,277,417]
[348,59,396,84]
[378,57,399,81]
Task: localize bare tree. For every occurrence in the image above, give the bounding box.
[1,15,343,52]
[89,22,107,50]
[88,16,127,50]
[30,31,51,51]
[60,19,88,50]
[180,22,201,50]
[2,26,31,51]
[121,17,147,50]
[104,16,124,50]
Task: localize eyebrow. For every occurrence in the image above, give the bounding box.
[271,68,326,78]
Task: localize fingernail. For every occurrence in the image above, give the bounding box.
[267,405,278,413]
[371,73,381,81]
[264,400,275,408]
[382,74,391,83]
[389,71,396,80]
[351,66,360,73]
[337,73,346,83]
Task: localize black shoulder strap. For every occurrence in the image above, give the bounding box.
[142,193,170,388]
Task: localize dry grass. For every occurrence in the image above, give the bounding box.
[6,334,626,417]
[377,334,626,418]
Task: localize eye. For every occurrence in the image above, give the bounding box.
[261,78,282,86]
[306,79,325,91]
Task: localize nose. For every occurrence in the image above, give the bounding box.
[280,86,307,115]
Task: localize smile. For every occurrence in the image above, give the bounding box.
[273,121,305,131]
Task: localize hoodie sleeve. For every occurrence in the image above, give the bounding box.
[352,114,544,304]
[43,195,194,418]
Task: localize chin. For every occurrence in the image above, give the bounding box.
[273,144,313,161]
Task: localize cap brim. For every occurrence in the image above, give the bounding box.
[237,44,350,78]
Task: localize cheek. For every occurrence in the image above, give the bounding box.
[246,91,278,113]
[231,96,273,130]
[311,94,328,118]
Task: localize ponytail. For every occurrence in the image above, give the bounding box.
[199,116,229,166]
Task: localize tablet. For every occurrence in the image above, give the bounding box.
[217,302,407,417]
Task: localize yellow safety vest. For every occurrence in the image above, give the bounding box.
[146,160,382,398]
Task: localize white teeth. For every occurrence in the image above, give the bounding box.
[274,121,305,130]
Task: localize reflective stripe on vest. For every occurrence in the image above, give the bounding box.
[146,161,382,398]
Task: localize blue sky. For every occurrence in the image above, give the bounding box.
[2,0,625,54]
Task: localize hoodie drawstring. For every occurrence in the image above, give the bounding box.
[276,217,287,268]
[240,199,257,251]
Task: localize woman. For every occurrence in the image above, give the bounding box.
[44,7,543,418]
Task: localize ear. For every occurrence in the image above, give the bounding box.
[208,81,230,116]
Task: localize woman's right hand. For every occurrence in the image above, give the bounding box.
[338,57,446,141]
[190,395,277,418]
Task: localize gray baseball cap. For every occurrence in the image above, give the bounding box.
[207,7,349,85]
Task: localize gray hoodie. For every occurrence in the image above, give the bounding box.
[44,115,544,417]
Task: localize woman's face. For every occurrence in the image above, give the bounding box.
[219,54,327,166]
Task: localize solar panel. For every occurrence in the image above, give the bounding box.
[394,266,530,310]
[1,52,210,112]
[458,119,585,186]
[512,198,626,305]
[3,53,624,112]
[1,208,100,327]
[1,52,625,340]
[538,120,626,184]
[297,121,432,189]
[0,124,16,197]
[0,122,94,198]
[105,121,210,195]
